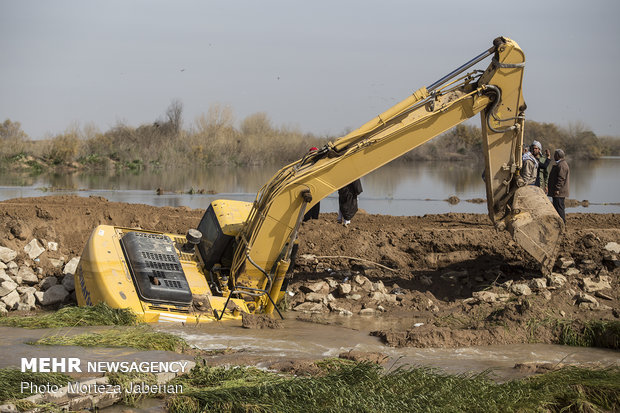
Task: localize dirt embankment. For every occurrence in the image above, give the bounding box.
[0,195,618,348]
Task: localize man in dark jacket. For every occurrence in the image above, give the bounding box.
[547,149,570,223]
[337,179,363,226]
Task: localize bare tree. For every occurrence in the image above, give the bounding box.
[166,99,183,135]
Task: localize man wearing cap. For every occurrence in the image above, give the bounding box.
[531,140,551,193]
[547,149,570,223]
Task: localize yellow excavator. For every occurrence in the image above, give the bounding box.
[75,37,564,323]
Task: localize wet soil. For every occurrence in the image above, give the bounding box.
[0,195,618,349]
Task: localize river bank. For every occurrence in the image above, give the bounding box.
[0,195,618,349]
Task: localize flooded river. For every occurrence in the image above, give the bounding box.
[1,158,619,215]
[3,318,618,384]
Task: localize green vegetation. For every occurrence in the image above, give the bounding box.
[33,325,187,352]
[166,360,620,413]
[0,303,138,328]
[2,102,618,173]
[557,320,620,349]
[0,368,69,402]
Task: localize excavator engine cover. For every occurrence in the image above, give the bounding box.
[121,231,192,305]
[508,186,565,274]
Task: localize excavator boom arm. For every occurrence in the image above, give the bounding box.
[231,37,563,310]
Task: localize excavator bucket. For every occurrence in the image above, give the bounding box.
[507,186,564,274]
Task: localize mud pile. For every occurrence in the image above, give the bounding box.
[0,195,618,347]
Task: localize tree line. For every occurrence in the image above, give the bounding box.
[1,102,619,172]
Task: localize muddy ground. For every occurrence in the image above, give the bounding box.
[0,195,618,350]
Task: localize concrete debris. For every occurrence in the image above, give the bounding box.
[0,246,17,263]
[24,239,45,260]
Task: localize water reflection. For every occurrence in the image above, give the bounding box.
[0,159,618,216]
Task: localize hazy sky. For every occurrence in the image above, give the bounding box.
[1,0,619,139]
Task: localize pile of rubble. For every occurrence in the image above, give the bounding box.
[288,242,619,317]
[0,239,79,315]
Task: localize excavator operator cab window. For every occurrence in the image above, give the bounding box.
[196,205,234,272]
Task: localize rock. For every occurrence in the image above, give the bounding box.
[1,290,20,309]
[558,257,575,269]
[0,262,5,270]
[61,274,75,292]
[63,257,80,276]
[576,292,598,305]
[371,281,387,294]
[0,269,12,283]
[325,278,339,289]
[510,283,532,296]
[17,266,39,284]
[17,286,36,295]
[7,261,18,275]
[565,268,581,277]
[24,239,45,260]
[0,246,17,263]
[36,284,69,306]
[353,275,372,290]
[0,280,18,297]
[540,290,552,300]
[528,278,547,290]
[581,276,612,293]
[419,275,433,287]
[369,292,397,303]
[595,291,614,301]
[500,280,514,289]
[472,291,498,303]
[49,258,65,268]
[19,291,36,310]
[328,303,353,316]
[0,302,7,316]
[359,308,376,315]
[304,292,327,303]
[39,276,58,291]
[338,283,352,295]
[293,302,325,313]
[546,273,567,289]
[604,242,620,254]
[348,294,362,301]
[47,242,59,252]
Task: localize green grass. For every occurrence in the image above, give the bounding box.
[557,320,620,349]
[166,361,620,413]
[0,304,139,328]
[0,369,69,403]
[33,325,187,352]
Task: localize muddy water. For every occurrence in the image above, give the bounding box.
[155,316,620,381]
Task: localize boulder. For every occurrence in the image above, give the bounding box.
[558,257,575,269]
[19,291,36,310]
[0,246,17,263]
[353,275,372,290]
[0,280,18,297]
[47,242,59,252]
[472,291,498,303]
[371,281,388,294]
[49,258,65,268]
[338,283,352,295]
[63,257,80,276]
[17,266,39,285]
[369,292,397,303]
[604,242,620,254]
[0,269,12,283]
[510,283,532,296]
[546,273,567,289]
[528,278,547,290]
[39,276,58,291]
[565,268,581,277]
[36,285,69,306]
[62,273,75,292]
[359,308,376,315]
[24,239,45,260]
[293,302,325,313]
[1,290,20,310]
[581,276,612,293]
[7,261,18,275]
[305,292,327,303]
